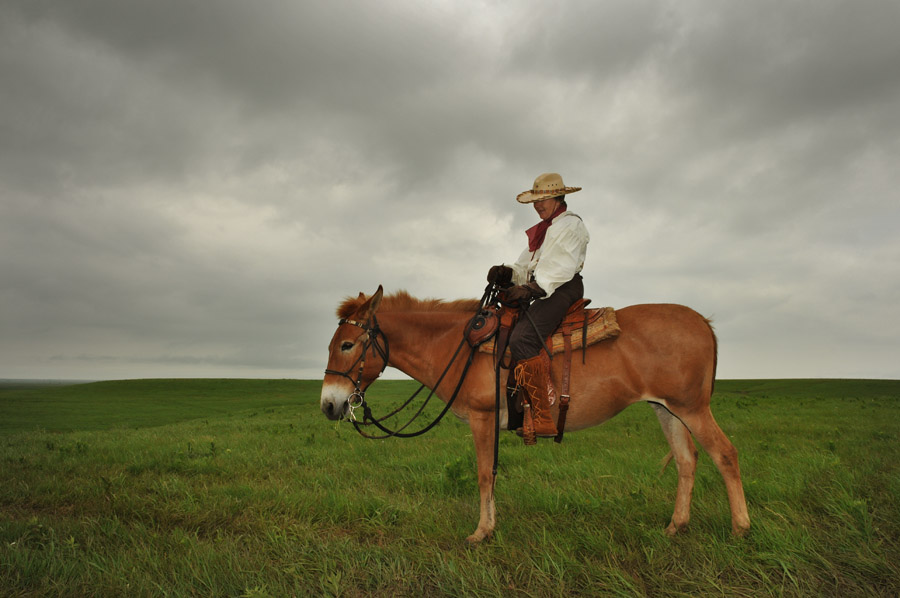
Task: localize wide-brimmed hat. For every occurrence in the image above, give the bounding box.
[516,172,582,204]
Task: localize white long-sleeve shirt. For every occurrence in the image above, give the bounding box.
[509,211,589,298]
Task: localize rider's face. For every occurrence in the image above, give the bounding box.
[533,197,562,220]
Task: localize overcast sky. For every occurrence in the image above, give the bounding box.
[2,0,899,382]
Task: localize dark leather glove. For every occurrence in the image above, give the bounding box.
[487,265,513,287]
[504,281,546,304]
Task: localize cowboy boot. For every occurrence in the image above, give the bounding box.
[514,354,558,441]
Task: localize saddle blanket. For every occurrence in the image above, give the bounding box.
[478,306,621,356]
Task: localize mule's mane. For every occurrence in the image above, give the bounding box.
[337,290,480,319]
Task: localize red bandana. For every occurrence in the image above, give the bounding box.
[525,204,567,252]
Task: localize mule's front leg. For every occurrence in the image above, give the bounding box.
[465,410,496,544]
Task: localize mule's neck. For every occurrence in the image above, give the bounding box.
[375,311,472,391]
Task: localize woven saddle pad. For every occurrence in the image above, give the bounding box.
[478,306,620,356]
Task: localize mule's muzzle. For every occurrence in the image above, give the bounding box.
[320,384,351,421]
[321,398,349,421]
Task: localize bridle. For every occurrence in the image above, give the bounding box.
[323,284,500,441]
[323,315,390,421]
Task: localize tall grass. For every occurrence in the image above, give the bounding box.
[1,379,898,596]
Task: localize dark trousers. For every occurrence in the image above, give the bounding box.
[509,274,584,362]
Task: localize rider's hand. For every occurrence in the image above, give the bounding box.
[487,265,513,287]
[505,282,546,303]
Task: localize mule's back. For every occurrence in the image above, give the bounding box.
[562,304,717,428]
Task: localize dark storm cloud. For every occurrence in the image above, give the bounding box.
[1,0,898,380]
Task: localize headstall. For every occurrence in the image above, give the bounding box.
[323,315,390,420]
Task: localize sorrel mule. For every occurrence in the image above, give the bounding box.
[320,286,750,543]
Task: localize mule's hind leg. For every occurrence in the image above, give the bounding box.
[652,403,698,536]
[679,408,750,536]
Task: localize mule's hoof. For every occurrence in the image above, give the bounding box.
[664,521,688,536]
[465,530,492,545]
[732,525,750,538]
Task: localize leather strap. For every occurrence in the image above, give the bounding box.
[521,391,536,445]
[582,313,589,364]
[555,325,573,443]
[496,308,518,369]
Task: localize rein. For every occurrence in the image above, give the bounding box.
[330,285,499,441]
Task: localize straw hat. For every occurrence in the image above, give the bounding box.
[516,172,582,204]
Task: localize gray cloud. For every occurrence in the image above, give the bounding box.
[1,0,898,381]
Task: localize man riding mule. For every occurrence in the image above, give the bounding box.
[321,173,750,544]
[488,173,589,443]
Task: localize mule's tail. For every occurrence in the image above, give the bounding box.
[658,451,675,477]
[705,317,718,397]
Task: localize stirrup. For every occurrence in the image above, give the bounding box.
[515,428,557,439]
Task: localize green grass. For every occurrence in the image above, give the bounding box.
[0,379,326,433]
[1,379,899,597]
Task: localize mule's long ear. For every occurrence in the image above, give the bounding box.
[356,285,384,320]
[364,285,384,319]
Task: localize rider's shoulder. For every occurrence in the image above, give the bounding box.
[553,211,584,225]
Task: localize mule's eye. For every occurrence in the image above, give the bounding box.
[341,341,354,352]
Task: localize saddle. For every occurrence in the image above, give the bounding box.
[470,299,621,443]
[477,299,620,357]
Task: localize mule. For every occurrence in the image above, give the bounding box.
[320,286,750,543]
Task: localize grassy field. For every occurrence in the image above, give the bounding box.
[1,378,898,597]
